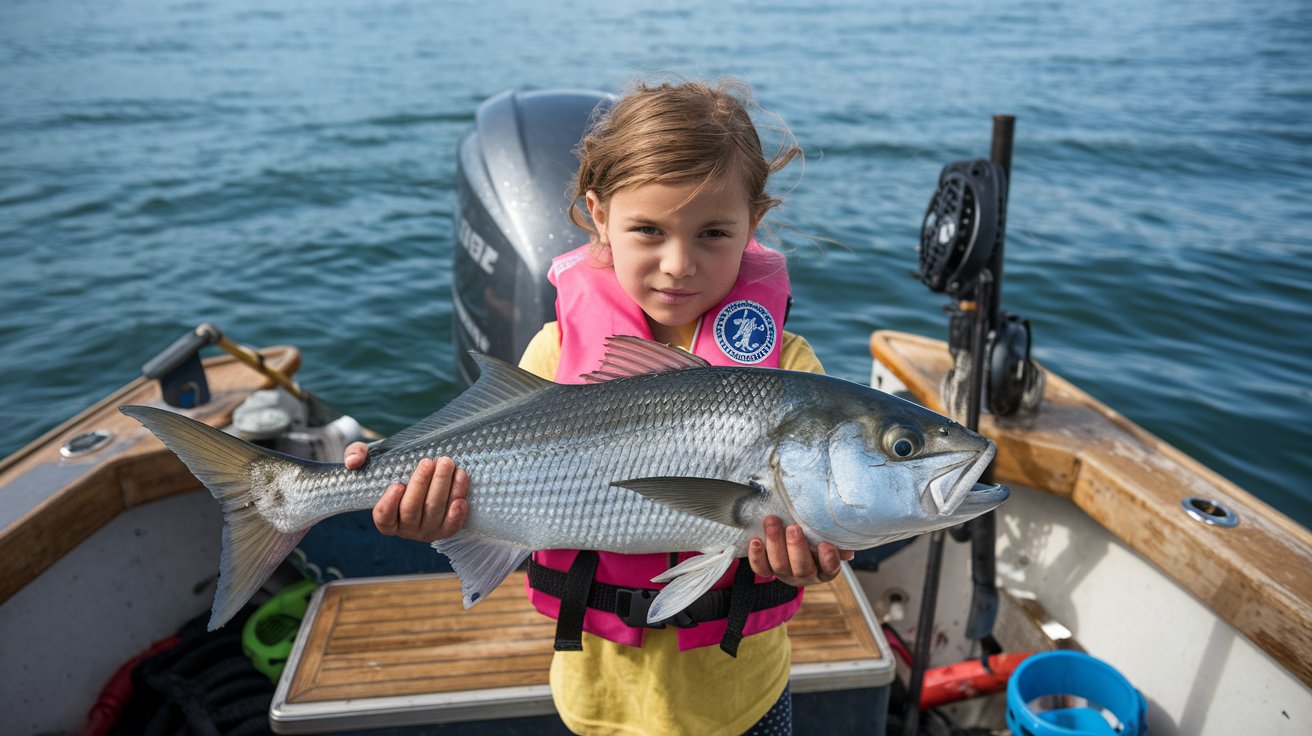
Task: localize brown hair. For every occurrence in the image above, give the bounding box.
[569,78,802,241]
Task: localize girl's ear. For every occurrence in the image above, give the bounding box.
[749,211,764,242]
[584,190,614,265]
[585,190,607,236]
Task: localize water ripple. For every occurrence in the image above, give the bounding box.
[1,0,1308,529]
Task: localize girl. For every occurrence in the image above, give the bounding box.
[344,79,850,735]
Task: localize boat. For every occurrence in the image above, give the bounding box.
[2,89,1308,735]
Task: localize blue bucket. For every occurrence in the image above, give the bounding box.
[1006,650,1147,736]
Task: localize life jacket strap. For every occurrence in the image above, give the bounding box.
[529,557,799,655]
[553,550,600,652]
[720,555,759,657]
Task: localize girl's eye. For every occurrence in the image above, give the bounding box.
[635,226,661,237]
[702,229,729,239]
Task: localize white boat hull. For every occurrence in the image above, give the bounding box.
[857,483,1312,734]
[868,357,1312,734]
[0,489,221,735]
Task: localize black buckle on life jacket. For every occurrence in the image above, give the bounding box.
[529,555,800,655]
[615,587,696,629]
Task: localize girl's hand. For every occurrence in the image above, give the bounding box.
[343,442,469,543]
[747,515,854,587]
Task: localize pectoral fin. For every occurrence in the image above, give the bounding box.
[611,477,766,527]
[647,547,736,624]
[433,531,531,608]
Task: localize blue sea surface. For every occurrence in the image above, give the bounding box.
[1,0,1309,527]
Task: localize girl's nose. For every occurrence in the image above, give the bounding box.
[661,240,696,278]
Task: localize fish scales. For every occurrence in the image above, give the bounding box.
[259,370,776,551]
[443,370,781,552]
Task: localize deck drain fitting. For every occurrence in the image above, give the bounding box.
[60,429,113,458]
[1181,496,1239,528]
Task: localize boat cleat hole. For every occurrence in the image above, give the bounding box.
[1181,496,1239,528]
[60,429,113,458]
[873,587,911,622]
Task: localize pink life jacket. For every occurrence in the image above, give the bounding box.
[525,240,805,652]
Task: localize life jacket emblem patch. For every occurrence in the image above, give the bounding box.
[713,299,776,364]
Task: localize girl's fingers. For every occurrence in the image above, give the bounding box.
[372,483,406,533]
[450,466,470,502]
[747,537,772,578]
[437,467,470,539]
[421,458,457,534]
[762,516,792,579]
[344,441,369,470]
[372,458,468,542]
[440,498,468,539]
[754,516,843,586]
[785,525,817,582]
[815,542,842,582]
[398,459,435,531]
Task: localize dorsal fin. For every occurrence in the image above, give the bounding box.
[580,335,712,383]
[373,353,553,455]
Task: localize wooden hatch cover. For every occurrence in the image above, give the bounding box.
[0,347,301,605]
[870,329,1312,689]
[271,565,892,733]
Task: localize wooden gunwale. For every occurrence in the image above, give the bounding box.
[870,329,1312,688]
[0,347,300,605]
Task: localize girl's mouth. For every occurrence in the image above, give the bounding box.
[653,288,697,305]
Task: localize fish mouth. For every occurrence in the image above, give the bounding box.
[953,482,1010,516]
[926,443,996,515]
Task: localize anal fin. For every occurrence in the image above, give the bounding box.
[433,531,531,608]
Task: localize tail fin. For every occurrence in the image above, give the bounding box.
[120,405,311,630]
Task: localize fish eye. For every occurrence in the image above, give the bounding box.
[884,427,923,459]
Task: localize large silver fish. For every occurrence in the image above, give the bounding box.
[121,336,1006,630]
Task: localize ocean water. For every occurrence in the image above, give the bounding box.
[1,0,1308,528]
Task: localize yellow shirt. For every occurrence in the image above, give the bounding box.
[518,322,824,736]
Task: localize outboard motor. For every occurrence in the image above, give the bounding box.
[452,89,613,384]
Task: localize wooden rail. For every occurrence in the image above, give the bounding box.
[870,329,1312,688]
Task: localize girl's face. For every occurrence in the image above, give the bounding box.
[587,177,759,345]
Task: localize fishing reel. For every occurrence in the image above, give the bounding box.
[944,307,1045,417]
[917,159,1007,299]
[919,158,1043,419]
[986,312,1045,417]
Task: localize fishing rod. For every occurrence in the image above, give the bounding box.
[901,115,1044,736]
[142,323,344,426]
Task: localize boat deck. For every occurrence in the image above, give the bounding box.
[271,564,893,733]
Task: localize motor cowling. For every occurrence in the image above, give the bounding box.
[452,89,613,384]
